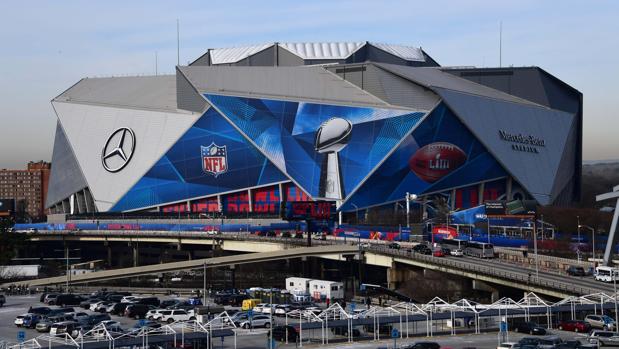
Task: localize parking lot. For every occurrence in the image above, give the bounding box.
[0,292,605,349]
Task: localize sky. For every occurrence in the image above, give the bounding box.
[0,0,617,168]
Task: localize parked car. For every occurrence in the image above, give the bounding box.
[558,319,591,332]
[108,302,130,316]
[239,315,271,329]
[72,312,90,324]
[129,320,161,332]
[50,321,83,338]
[274,304,291,315]
[159,299,183,309]
[125,304,154,319]
[402,341,441,349]
[48,307,75,316]
[253,303,267,313]
[432,249,445,257]
[566,265,586,277]
[44,294,59,305]
[94,301,113,313]
[36,315,73,333]
[27,306,51,315]
[121,296,139,303]
[585,314,616,330]
[99,320,124,333]
[535,335,563,348]
[588,330,616,344]
[272,325,298,342]
[513,321,546,335]
[56,294,83,307]
[85,314,111,326]
[358,242,371,249]
[496,342,519,349]
[14,314,26,327]
[159,309,196,323]
[226,312,249,326]
[135,297,160,307]
[80,298,100,309]
[22,314,44,329]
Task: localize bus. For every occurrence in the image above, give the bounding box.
[440,238,465,251]
[594,266,619,283]
[464,241,495,258]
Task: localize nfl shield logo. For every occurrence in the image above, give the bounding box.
[201,143,228,177]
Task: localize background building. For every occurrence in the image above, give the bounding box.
[0,161,50,220]
[45,42,582,218]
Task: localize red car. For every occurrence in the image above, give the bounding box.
[432,249,445,257]
[557,319,591,332]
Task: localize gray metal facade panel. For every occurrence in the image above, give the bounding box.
[276,47,305,66]
[550,116,578,204]
[436,88,575,205]
[176,69,208,112]
[371,65,440,110]
[53,101,202,211]
[54,75,180,112]
[178,65,388,107]
[244,45,275,66]
[327,64,440,110]
[45,121,89,208]
[367,46,410,66]
[190,51,211,66]
[377,63,542,107]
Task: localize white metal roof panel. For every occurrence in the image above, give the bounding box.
[278,42,364,60]
[210,43,273,64]
[370,42,425,62]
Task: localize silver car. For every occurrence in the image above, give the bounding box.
[238,315,271,329]
[585,314,616,330]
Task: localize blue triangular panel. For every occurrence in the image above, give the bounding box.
[112,108,288,211]
[205,94,425,199]
[341,104,508,211]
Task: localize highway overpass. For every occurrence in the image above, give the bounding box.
[15,230,609,298]
[3,244,359,287]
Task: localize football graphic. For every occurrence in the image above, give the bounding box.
[409,142,466,183]
[315,118,353,154]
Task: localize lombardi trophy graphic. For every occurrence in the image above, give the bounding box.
[314,117,353,200]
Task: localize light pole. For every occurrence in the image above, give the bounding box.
[614,269,618,334]
[203,261,207,306]
[579,225,596,263]
[55,248,80,293]
[405,193,418,228]
[351,203,359,225]
[577,216,581,262]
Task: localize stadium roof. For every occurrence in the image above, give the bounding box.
[194,42,428,65]
[53,75,183,113]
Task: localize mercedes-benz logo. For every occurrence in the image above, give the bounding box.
[101,127,136,173]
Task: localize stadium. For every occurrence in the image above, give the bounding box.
[45,42,582,225]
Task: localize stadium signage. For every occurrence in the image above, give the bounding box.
[201,143,228,177]
[498,130,545,154]
[101,127,136,173]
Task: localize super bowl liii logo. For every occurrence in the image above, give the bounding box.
[498,130,546,154]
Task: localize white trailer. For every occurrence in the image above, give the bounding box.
[308,280,344,301]
[285,277,313,293]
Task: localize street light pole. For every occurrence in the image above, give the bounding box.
[614,270,618,334]
[405,193,418,228]
[580,225,596,263]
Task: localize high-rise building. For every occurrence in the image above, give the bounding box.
[0,161,51,219]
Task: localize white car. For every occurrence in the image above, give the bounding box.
[497,343,518,349]
[89,301,106,311]
[14,314,26,327]
[121,296,139,303]
[159,309,195,324]
[358,242,371,249]
[146,309,167,320]
[274,304,290,316]
[253,303,267,313]
[261,304,275,314]
[450,248,464,257]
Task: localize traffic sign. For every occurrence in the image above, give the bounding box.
[500,321,508,332]
[17,331,25,342]
[391,328,399,338]
[247,309,254,319]
[138,319,146,327]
